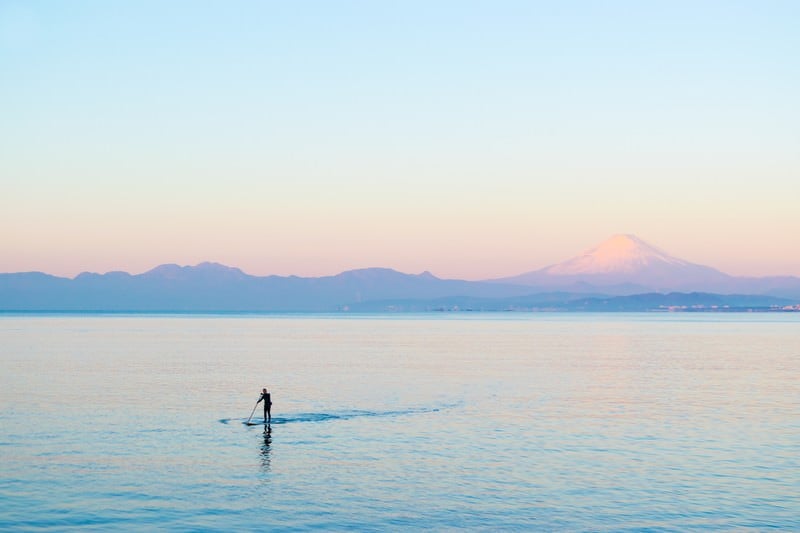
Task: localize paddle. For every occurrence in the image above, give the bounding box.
[246,399,259,424]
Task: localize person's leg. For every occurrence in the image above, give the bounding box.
[263,404,268,423]
[267,404,271,424]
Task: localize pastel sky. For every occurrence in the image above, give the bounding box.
[2,1,798,280]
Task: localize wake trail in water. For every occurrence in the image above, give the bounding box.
[219,404,456,426]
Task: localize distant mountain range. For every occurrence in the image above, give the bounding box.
[0,263,534,312]
[2,235,799,312]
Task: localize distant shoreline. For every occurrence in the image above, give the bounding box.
[1,308,798,316]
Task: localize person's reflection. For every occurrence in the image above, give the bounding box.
[260,425,272,471]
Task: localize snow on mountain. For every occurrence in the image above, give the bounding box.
[542,234,689,275]
[498,234,733,292]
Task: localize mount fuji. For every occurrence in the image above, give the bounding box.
[495,234,798,295]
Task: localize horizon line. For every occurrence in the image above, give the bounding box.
[3,259,800,282]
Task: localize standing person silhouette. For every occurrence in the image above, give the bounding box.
[257,387,272,424]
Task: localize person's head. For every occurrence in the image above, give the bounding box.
[262,388,267,393]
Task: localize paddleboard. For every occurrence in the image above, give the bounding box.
[244,419,270,426]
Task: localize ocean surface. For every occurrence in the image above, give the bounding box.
[1,313,798,531]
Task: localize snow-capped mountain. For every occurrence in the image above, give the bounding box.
[497,234,733,292]
[542,234,694,275]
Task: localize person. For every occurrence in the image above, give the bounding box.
[256,387,272,424]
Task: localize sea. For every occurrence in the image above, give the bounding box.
[0,313,798,531]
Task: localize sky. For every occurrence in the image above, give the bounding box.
[2,1,798,280]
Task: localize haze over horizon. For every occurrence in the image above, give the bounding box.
[6,233,800,285]
[2,2,798,280]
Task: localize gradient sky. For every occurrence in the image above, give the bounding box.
[2,1,798,279]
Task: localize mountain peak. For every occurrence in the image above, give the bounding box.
[495,234,734,291]
[193,261,246,274]
[544,234,687,275]
[141,262,248,280]
[597,234,654,253]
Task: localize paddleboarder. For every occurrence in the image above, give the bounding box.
[257,387,272,424]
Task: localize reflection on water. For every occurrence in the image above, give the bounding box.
[260,425,271,472]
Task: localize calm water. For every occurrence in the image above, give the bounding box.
[1,313,798,531]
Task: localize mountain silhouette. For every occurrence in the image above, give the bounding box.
[0,265,535,311]
[1,236,799,311]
